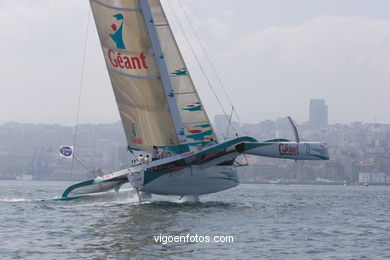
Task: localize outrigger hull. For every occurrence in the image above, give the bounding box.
[53,167,238,201]
[52,166,238,201]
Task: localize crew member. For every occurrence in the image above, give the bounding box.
[208,138,216,146]
[138,154,144,164]
[197,141,206,150]
[152,146,160,161]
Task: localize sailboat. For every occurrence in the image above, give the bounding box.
[57,0,329,201]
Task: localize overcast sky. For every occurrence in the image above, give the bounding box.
[1,0,389,125]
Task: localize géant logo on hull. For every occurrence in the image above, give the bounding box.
[279,143,300,156]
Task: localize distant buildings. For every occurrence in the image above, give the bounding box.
[309,99,328,125]
[213,114,240,140]
[359,172,390,184]
[0,122,129,181]
[2,115,390,184]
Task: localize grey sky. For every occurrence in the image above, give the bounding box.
[1,0,389,125]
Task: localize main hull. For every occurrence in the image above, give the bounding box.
[56,136,328,200]
[141,166,239,196]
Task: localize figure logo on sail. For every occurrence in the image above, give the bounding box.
[106,13,149,71]
[130,122,143,144]
[131,123,137,137]
[110,14,126,50]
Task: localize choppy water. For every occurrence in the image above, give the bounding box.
[0,181,389,259]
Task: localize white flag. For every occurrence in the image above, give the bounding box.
[60,145,74,159]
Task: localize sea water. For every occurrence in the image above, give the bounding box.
[0,181,389,259]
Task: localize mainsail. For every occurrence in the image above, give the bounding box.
[90,0,216,153]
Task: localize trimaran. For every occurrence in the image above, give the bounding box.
[56,0,329,201]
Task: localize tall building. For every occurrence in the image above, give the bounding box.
[309,99,328,125]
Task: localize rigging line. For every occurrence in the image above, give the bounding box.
[129,149,138,166]
[70,10,91,181]
[177,0,244,127]
[127,146,138,159]
[165,0,236,133]
[73,155,94,172]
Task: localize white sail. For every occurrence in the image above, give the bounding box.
[149,0,218,149]
[90,0,188,152]
[90,0,216,153]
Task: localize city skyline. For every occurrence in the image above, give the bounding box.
[2,109,390,127]
[1,117,389,184]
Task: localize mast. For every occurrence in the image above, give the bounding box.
[140,0,189,153]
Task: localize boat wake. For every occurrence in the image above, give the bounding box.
[0,198,35,203]
[49,188,205,206]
